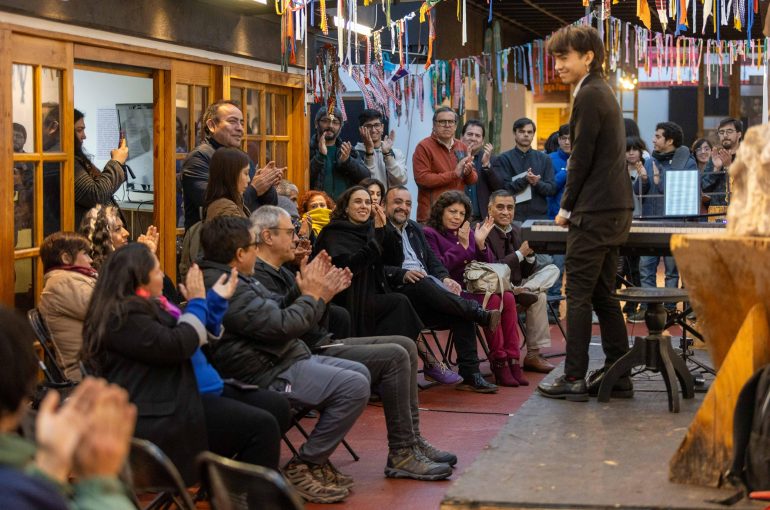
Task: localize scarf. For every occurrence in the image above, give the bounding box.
[306,207,332,236]
[45,264,98,279]
[135,288,182,320]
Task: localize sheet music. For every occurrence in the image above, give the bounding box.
[512,172,532,203]
[665,170,700,216]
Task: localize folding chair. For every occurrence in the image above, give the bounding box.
[126,438,197,510]
[27,309,77,408]
[443,324,492,366]
[197,451,304,510]
[282,407,359,461]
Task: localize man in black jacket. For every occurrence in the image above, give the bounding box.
[199,216,368,503]
[537,26,634,402]
[250,206,455,482]
[382,186,500,394]
[181,99,281,229]
[309,106,370,199]
[491,117,556,222]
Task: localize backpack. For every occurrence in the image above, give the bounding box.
[463,261,512,310]
[717,364,770,504]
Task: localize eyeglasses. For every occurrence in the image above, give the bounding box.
[717,129,737,136]
[269,227,297,236]
[434,119,457,127]
[695,146,712,153]
[363,122,383,130]
[318,118,342,126]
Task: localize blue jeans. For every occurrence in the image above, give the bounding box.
[639,255,679,309]
[547,254,566,298]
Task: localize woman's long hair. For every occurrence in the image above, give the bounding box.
[330,186,369,221]
[426,190,471,232]
[80,243,157,374]
[74,109,99,178]
[204,147,250,212]
[79,204,121,270]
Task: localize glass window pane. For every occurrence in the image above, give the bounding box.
[274,142,288,168]
[274,94,288,136]
[14,258,37,312]
[42,68,62,153]
[265,92,274,135]
[42,162,61,236]
[246,140,261,167]
[230,87,243,106]
[246,88,260,134]
[194,86,208,146]
[175,84,190,152]
[12,64,34,153]
[14,161,35,249]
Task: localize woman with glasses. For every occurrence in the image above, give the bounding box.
[690,138,713,172]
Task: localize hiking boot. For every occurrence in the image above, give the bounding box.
[416,436,457,466]
[282,457,350,503]
[627,310,646,324]
[423,362,462,385]
[587,367,634,398]
[312,461,355,490]
[385,446,452,481]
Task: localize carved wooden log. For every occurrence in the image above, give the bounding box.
[669,235,770,487]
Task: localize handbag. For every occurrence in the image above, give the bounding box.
[463,261,512,310]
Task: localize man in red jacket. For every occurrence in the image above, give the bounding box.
[412,106,477,223]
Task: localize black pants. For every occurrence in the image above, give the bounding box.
[201,385,292,470]
[564,210,632,379]
[397,278,482,378]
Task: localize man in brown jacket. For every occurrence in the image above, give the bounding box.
[412,107,477,222]
[484,190,559,373]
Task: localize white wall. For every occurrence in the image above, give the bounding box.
[73,70,153,193]
[637,89,669,148]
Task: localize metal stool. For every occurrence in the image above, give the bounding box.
[600,287,695,412]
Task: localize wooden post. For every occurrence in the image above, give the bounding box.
[729,59,741,120]
[669,235,770,487]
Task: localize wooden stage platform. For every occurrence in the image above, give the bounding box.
[441,343,765,510]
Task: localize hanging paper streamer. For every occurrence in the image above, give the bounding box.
[320,0,328,34]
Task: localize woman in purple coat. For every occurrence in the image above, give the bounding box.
[423,191,527,387]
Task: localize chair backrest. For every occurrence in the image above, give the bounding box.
[127,438,196,510]
[197,451,304,510]
[27,308,68,384]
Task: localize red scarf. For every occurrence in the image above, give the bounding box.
[135,288,182,320]
[45,264,98,279]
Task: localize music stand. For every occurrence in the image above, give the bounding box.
[664,170,700,216]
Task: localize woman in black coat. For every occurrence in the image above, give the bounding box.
[313,186,423,340]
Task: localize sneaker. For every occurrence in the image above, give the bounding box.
[591,311,599,324]
[282,457,350,503]
[627,310,646,324]
[416,436,457,466]
[423,362,462,385]
[385,446,452,481]
[312,461,355,490]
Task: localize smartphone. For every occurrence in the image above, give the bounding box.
[119,130,126,146]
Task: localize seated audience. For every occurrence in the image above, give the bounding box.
[81,243,287,483]
[361,177,386,206]
[250,207,454,482]
[204,147,252,220]
[277,179,299,204]
[312,187,424,342]
[0,305,136,509]
[38,231,97,381]
[484,191,560,374]
[79,204,129,270]
[299,189,335,237]
[423,191,528,388]
[198,216,369,503]
[382,186,501,391]
[73,108,128,228]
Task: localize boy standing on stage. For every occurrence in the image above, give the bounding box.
[537,26,634,401]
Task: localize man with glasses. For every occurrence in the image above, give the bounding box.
[491,118,556,223]
[702,117,742,208]
[413,106,477,223]
[182,99,281,230]
[460,120,497,222]
[355,108,407,188]
[310,106,370,199]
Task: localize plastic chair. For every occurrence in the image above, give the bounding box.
[126,438,196,510]
[197,451,304,510]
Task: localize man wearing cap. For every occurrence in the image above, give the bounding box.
[310,107,370,199]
